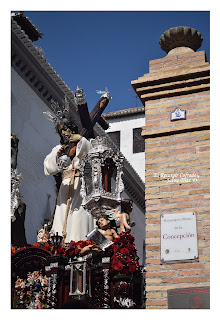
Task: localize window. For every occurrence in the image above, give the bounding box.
[133,128,144,153]
[108,131,120,149]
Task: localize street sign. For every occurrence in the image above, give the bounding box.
[170,107,186,121]
[161,212,198,262]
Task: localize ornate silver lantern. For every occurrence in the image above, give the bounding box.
[79,136,124,219]
[69,256,92,297]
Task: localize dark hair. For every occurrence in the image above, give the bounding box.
[96,216,110,228]
[56,118,78,144]
[121,199,133,213]
[96,216,116,229]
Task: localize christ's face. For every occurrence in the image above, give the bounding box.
[58,123,72,143]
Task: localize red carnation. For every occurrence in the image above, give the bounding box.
[33,242,40,247]
[128,263,136,273]
[112,256,119,264]
[11,247,17,255]
[120,257,127,265]
[114,237,120,244]
[127,234,134,243]
[43,243,50,250]
[76,240,84,248]
[66,247,75,256]
[57,246,64,254]
[128,244,136,251]
[69,251,75,257]
[124,256,132,263]
[129,250,136,257]
[113,261,123,271]
[114,244,120,253]
[121,238,127,245]
[120,248,129,255]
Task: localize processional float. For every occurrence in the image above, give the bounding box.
[11,88,144,309]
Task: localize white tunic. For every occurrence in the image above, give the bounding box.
[44,137,95,243]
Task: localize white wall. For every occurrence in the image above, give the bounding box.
[11,69,59,244]
[106,114,145,181]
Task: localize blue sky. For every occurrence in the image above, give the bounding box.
[12,11,210,113]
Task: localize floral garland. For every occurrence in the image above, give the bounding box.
[12,233,141,278]
[11,239,93,260]
[14,271,48,309]
[110,232,140,277]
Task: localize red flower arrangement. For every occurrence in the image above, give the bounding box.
[11,239,93,260]
[11,233,140,277]
[111,232,140,277]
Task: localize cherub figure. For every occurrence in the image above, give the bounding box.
[96,216,119,242]
[113,199,134,234]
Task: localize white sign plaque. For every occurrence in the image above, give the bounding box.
[161,212,198,262]
[170,107,186,121]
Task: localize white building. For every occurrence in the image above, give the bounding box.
[11,13,145,264]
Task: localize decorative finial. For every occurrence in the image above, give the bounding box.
[96,87,112,101]
[74,86,87,105]
[159,26,203,55]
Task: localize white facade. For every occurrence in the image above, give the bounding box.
[11,69,59,244]
[105,113,145,181]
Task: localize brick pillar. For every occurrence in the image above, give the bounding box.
[132,26,210,309]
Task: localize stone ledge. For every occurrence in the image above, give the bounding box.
[136,76,210,95]
[149,50,206,66]
[140,83,210,102]
[131,64,210,88]
[141,123,210,138]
